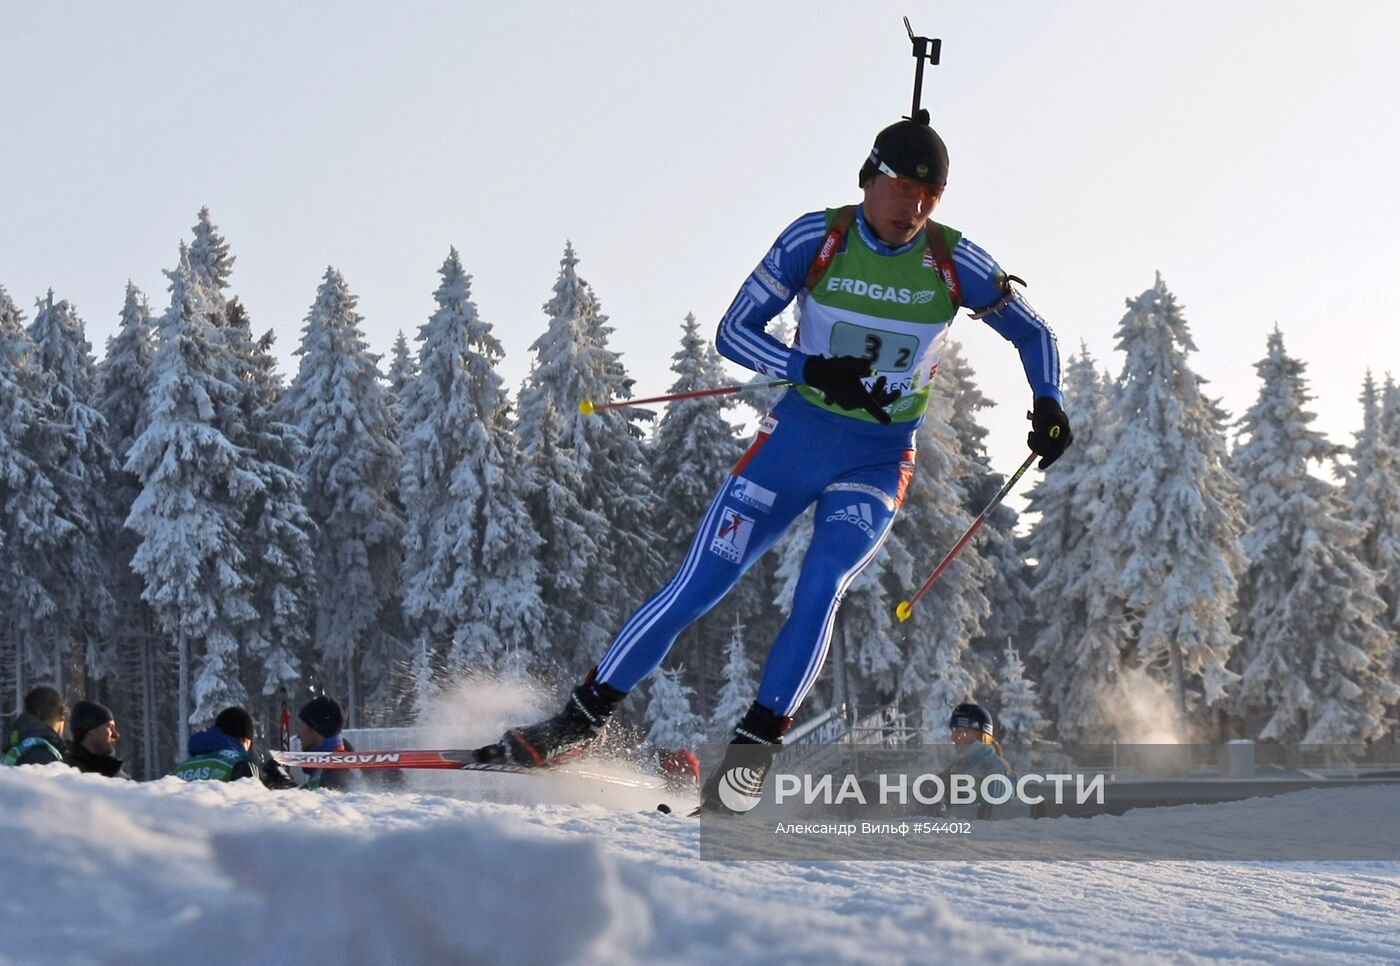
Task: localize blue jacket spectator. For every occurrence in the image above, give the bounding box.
[171,707,260,783]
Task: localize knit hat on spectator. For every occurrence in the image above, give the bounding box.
[215,706,256,743]
[69,701,114,742]
[298,696,344,738]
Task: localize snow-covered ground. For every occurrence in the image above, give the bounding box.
[2,762,1397,966]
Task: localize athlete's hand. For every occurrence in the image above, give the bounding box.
[803,354,871,408]
[1027,396,1072,468]
[803,354,900,424]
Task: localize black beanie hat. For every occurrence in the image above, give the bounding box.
[298,695,344,739]
[859,109,949,189]
[949,702,994,736]
[69,700,114,742]
[23,686,68,725]
[215,706,256,743]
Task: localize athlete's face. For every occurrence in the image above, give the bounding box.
[863,174,943,247]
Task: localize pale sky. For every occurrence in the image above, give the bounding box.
[4,2,1398,499]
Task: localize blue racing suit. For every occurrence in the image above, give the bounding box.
[595,205,1061,717]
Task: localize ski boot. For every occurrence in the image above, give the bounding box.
[475,670,627,767]
[693,701,794,815]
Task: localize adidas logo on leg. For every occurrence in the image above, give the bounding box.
[824,502,877,538]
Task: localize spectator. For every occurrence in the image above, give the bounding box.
[2,686,69,767]
[296,695,357,791]
[64,700,128,778]
[946,702,1013,819]
[171,706,262,783]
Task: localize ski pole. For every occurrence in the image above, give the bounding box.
[895,450,1039,622]
[579,380,791,415]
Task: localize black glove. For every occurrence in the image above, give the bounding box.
[803,355,902,425]
[260,751,298,790]
[1027,396,1072,468]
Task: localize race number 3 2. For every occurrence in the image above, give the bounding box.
[830,322,920,373]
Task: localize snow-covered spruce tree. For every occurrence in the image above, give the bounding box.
[1386,379,1400,725]
[889,382,990,727]
[710,615,758,741]
[26,291,116,687]
[358,328,414,722]
[518,396,610,678]
[98,283,156,470]
[1231,329,1395,742]
[1342,374,1400,632]
[649,313,745,710]
[0,287,77,705]
[97,282,163,776]
[1384,376,1400,450]
[0,290,34,701]
[1339,372,1400,733]
[225,299,316,705]
[1384,376,1400,728]
[644,664,704,749]
[187,210,314,708]
[1025,346,1129,741]
[281,268,404,726]
[1092,275,1245,732]
[381,328,417,684]
[516,243,662,675]
[188,207,234,306]
[125,246,259,750]
[399,248,542,677]
[937,339,1031,693]
[549,241,664,633]
[996,641,1045,744]
[385,329,417,423]
[191,208,319,718]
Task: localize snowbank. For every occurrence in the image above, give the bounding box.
[0,765,1396,965]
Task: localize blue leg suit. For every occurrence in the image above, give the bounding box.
[595,393,914,716]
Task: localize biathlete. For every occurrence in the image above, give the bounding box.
[481,110,1072,811]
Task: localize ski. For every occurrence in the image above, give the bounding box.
[269,748,664,790]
